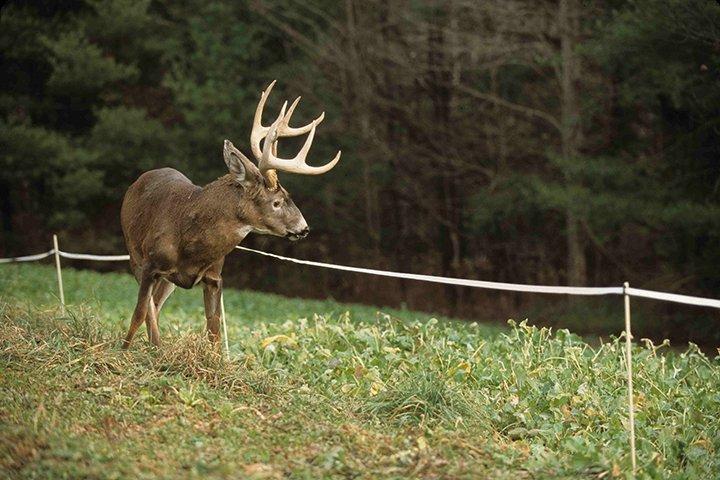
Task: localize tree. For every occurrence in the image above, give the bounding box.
[1,0,718,342]
[0,0,174,251]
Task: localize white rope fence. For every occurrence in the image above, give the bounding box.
[235,247,624,295]
[236,246,720,308]
[3,235,720,476]
[58,251,131,262]
[0,249,55,263]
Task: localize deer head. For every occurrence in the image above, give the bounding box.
[222,81,341,241]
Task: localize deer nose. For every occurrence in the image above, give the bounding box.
[297,226,309,238]
[286,225,309,241]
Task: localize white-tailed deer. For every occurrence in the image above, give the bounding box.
[120,81,341,348]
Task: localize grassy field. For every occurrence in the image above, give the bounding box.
[1,264,719,479]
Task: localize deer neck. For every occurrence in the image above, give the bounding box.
[182,176,254,257]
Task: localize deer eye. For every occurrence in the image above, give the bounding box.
[272,200,282,209]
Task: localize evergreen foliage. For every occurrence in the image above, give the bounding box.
[1,0,718,340]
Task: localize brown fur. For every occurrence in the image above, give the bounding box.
[120,143,308,348]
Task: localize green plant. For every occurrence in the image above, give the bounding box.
[1,264,718,478]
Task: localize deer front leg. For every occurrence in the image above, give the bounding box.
[202,272,223,344]
[123,272,158,349]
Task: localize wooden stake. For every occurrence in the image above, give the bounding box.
[53,234,65,313]
[623,282,637,474]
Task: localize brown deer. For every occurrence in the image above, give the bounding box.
[120,81,340,348]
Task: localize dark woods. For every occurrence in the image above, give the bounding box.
[2,1,719,343]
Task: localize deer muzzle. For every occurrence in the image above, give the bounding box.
[286,225,309,241]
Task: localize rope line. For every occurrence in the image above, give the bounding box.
[2,246,719,309]
[235,246,623,295]
[0,249,55,264]
[58,251,130,261]
[235,246,720,309]
[625,287,720,309]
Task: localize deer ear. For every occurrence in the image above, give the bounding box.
[223,140,259,182]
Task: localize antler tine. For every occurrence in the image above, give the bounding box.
[249,80,341,180]
[285,96,301,123]
[250,80,278,159]
[260,118,280,170]
[259,119,342,176]
[260,100,287,157]
[279,96,325,137]
[253,80,276,127]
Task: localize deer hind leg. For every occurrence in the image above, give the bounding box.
[146,300,160,346]
[145,278,175,344]
[154,279,176,313]
[123,273,157,349]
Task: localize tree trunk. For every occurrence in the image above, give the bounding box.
[426,4,462,313]
[559,0,587,286]
[345,0,381,253]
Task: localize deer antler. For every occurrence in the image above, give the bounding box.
[249,81,341,189]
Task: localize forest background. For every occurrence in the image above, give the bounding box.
[2,0,719,344]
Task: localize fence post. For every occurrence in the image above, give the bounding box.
[623,281,637,474]
[220,291,230,360]
[53,234,65,313]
